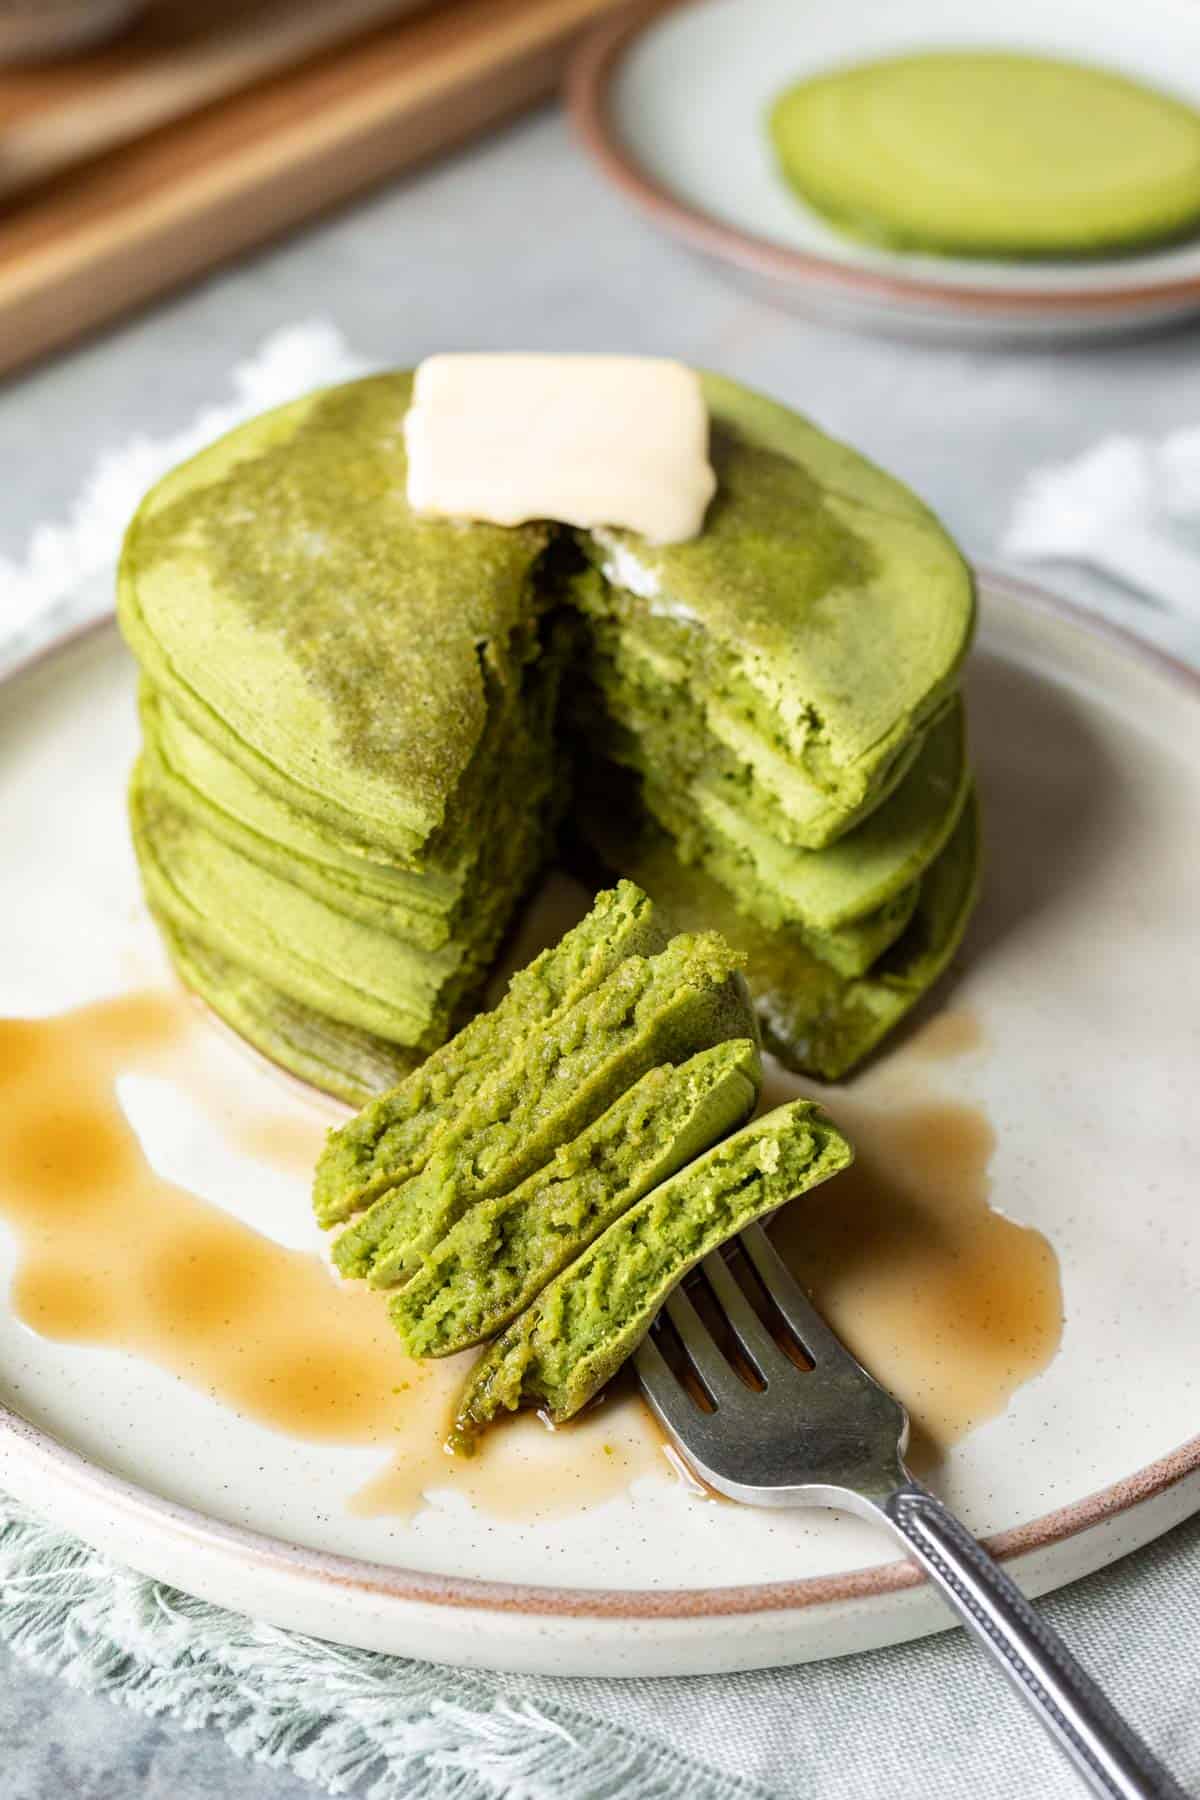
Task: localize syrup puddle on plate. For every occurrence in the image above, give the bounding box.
[0,996,1062,1519]
[0,993,666,1520]
[770,1094,1062,1467]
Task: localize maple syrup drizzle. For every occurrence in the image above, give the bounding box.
[0,996,1059,1512]
[0,995,666,1518]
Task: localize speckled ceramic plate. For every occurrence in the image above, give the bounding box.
[569,0,1200,342]
[0,573,1198,1677]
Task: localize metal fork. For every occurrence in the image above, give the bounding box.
[637,1223,1187,1800]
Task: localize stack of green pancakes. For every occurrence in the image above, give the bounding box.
[119,366,977,1103]
[313,881,853,1442]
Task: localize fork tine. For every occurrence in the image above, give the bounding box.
[664,1287,749,1408]
[740,1223,851,1369]
[700,1250,792,1382]
[634,1331,709,1435]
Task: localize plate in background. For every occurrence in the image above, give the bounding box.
[569,0,1200,341]
[0,574,1198,1676]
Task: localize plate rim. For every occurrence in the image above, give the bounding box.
[566,0,1200,319]
[2,568,1199,1625]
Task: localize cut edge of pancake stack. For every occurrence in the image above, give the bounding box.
[567,368,979,1078]
[117,365,978,1106]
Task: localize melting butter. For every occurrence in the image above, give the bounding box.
[404,354,716,544]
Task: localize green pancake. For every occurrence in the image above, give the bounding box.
[576,776,980,1082]
[121,370,971,863]
[313,881,669,1228]
[153,916,420,1104]
[332,931,757,1288]
[119,376,551,865]
[131,771,536,1050]
[451,1099,852,1444]
[679,698,967,932]
[769,53,1200,259]
[581,370,973,842]
[622,699,967,979]
[634,756,927,977]
[390,1040,761,1357]
[139,649,560,953]
[571,615,933,854]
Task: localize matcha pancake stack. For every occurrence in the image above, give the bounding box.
[119,365,978,1095]
[314,882,854,1442]
[119,379,564,1104]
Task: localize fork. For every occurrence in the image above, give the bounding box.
[637,1223,1187,1800]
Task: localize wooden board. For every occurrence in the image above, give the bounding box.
[0,0,626,379]
[0,0,435,200]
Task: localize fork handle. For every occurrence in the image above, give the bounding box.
[879,1479,1186,1800]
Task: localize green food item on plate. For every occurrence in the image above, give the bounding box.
[635,771,924,978]
[389,1039,760,1356]
[139,679,554,953]
[661,697,968,934]
[130,767,538,1052]
[332,929,757,1288]
[451,1100,853,1444]
[114,357,987,1448]
[119,375,551,864]
[119,366,976,1093]
[768,52,1200,259]
[574,770,980,1082]
[571,613,933,856]
[575,370,973,844]
[312,880,668,1228]
[151,915,420,1106]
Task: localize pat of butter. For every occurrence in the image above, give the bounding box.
[404,354,716,544]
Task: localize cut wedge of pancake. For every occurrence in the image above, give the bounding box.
[332,930,757,1288]
[312,880,669,1227]
[451,1099,852,1443]
[390,1040,760,1356]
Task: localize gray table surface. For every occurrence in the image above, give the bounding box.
[1,102,1197,1800]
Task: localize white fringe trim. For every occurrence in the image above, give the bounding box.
[0,1494,750,1800]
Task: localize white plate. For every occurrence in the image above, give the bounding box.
[568,0,1200,342]
[0,574,1198,1677]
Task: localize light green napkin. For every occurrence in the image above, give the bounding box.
[1,1490,1196,1800]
